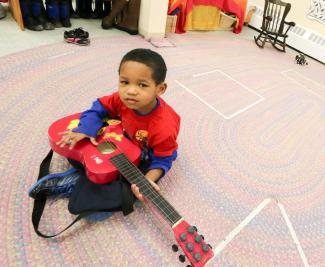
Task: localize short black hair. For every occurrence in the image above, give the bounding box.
[118,48,167,85]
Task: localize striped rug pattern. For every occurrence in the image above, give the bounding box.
[0,33,324,266]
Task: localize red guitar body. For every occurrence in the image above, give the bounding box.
[48,113,141,184]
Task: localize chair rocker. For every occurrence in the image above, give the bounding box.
[254,0,296,52]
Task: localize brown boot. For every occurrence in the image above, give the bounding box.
[101,0,128,29]
[114,0,140,35]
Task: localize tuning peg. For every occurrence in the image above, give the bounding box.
[172,244,178,252]
[179,254,186,263]
[187,226,196,234]
[193,225,198,232]
[201,244,210,252]
[186,265,192,267]
[180,233,187,241]
[193,252,202,262]
[194,235,202,243]
[200,234,204,240]
[185,242,194,252]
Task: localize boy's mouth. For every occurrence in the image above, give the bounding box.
[125,98,138,104]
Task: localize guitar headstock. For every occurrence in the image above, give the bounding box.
[172,219,214,267]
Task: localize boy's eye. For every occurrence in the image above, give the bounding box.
[139,83,148,88]
[120,80,128,85]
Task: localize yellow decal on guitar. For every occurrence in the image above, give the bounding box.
[67,119,80,130]
[103,132,123,142]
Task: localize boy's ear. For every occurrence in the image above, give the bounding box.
[157,82,167,96]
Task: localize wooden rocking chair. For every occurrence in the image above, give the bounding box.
[254,0,296,52]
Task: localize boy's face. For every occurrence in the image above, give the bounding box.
[118,61,166,114]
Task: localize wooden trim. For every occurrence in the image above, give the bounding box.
[9,0,24,30]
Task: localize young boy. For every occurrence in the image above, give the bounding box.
[31,48,180,212]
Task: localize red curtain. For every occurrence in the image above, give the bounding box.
[168,0,247,34]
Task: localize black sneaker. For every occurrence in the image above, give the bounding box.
[24,16,44,31]
[64,27,89,39]
[64,37,90,46]
[61,17,71,28]
[29,168,80,199]
[37,15,55,30]
[49,19,63,28]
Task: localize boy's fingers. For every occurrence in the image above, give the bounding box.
[59,138,69,147]
[57,133,70,145]
[56,136,64,145]
[138,194,144,202]
[148,179,160,191]
[131,184,145,202]
[57,135,75,148]
[131,184,139,194]
[131,181,159,203]
[68,139,78,150]
[58,130,70,135]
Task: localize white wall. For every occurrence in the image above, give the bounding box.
[138,0,169,39]
[251,0,325,36]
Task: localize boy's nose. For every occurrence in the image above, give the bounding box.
[126,86,138,95]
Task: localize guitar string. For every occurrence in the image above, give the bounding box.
[100,127,182,224]
[108,145,177,212]
[110,157,179,224]
[112,157,214,265]
[116,155,214,262]
[110,154,182,224]
[110,155,181,224]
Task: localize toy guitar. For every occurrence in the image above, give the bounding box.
[48,113,215,266]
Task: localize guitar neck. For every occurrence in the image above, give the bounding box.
[110,154,182,225]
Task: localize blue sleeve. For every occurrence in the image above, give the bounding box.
[147,150,178,177]
[72,99,108,137]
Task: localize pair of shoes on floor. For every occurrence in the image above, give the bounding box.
[23,15,55,31]
[28,167,80,199]
[64,27,90,46]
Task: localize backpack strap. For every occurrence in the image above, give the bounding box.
[31,150,135,238]
[121,178,135,216]
[31,150,93,238]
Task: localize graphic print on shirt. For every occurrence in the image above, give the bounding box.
[135,130,149,148]
[135,129,149,161]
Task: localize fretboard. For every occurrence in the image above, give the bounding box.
[110,153,182,225]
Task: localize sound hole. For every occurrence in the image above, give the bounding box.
[97,142,117,154]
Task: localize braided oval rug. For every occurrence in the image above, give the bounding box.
[0,33,324,267]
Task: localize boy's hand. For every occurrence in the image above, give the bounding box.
[56,131,98,150]
[131,179,160,202]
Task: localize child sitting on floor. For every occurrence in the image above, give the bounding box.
[29,48,181,221]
